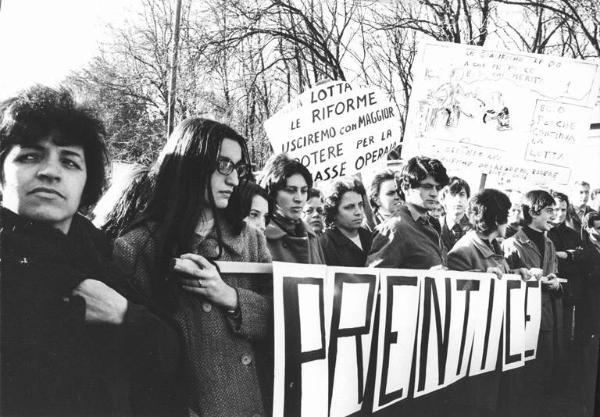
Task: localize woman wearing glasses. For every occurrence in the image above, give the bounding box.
[259,153,325,264]
[112,118,272,417]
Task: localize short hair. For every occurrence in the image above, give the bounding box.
[522,189,555,225]
[468,189,511,235]
[369,169,396,210]
[324,178,366,226]
[258,153,313,213]
[585,211,600,228]
[552,191,570,206]
[234,179,269,219]
[591,188,600,200]
[0,85,107,209]
[399,156,449,190]
[441,176,471,199]
[307,188,323,202]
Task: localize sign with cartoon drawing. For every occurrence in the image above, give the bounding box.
[402,41,600,187]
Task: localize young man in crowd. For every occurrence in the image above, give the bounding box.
[302,188,325,235]
[0,86,182,416]
[503,190,562,417]
[367,156,449,269]
[439,176,472,250]
[568,180,594,231]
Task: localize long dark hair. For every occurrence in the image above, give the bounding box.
[114,118,250,268]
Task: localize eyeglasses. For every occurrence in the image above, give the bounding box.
[216,156,250,177]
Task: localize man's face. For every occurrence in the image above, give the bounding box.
[572,184,590,208]
[530,204,556,232]
[302,196,324,234]
[405,175,443,211]
[442,188,468,218]
[1,134,87,234]
[553,200,568,225]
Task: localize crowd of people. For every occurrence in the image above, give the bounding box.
[1,85,599,417]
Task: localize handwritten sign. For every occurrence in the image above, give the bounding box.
[264,81,402,183]
[402,41,600,187]
[273,263,541,416]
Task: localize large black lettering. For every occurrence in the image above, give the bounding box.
[456,279,481,375]
[328,273,377,411]
[379,276,418,406]
[505,280,522,365]
[524,280,540,359]
[283,277,326,417]
[418,277,452,390]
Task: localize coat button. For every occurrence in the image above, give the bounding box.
[202,302,212,313]
[241,353,252,365]
[282,242,288,248]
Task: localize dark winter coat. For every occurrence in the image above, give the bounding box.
[319,226,372,267]
[0,208,181,417]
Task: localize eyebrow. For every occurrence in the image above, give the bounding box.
[21,144,84,159]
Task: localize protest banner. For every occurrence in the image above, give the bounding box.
[402,41,600,188]
[273,262,542,417]
[264,81,402,183]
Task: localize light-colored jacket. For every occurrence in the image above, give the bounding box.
[448,230,509,273]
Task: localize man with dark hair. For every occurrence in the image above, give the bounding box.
[367,156,449,269]
[568,180,595,231]
[502,189,562,417]
[0,86,181,416]
[302,188,325,235]
[439,176,472,250]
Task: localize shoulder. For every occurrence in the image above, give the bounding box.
[264,221,286,241]
[114,223,158,258]
[374,216,405,237]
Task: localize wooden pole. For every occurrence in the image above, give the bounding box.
[166,0,183,136]
[478,173,487,191]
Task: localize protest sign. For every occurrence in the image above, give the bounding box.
[273,262,541,417]
[402,41,600,188]
[264,81,402,183]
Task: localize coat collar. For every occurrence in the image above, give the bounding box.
[328,226,370,250]
[265,219,316,240]
[461,231,499,259]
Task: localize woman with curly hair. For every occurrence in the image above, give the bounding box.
[319,177,372,267]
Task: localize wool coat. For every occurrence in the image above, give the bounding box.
[319,226,372,267]
[448,230,509,273]
[264,219,325,264]
[114,220,272,417]
[0,208,181,417]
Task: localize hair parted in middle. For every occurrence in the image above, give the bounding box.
[258,153,313,214]
[522,189,555,225]
[115,117,250,266]
[398,156,449,190]
[324,177,366,227]
[468,189,511,235]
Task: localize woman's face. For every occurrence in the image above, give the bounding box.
[245,194,268,232]
[209,138,242,209]
[276,173,308,221]
[1,134,87,234]
[377,179,401,215]
[335,191,365,232]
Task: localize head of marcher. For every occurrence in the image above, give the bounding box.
[235,179,269,232]
[0,85,107,234]
[324,177,366,236]
[369,169,402,218]
[571,180,590,210]
[259,153,312,222]
[302,188,325,234]
[140,117,250,261]
[551,191,570,226]
[441,176,470,221]
[584,211,600,243]
[399,156,449,215]
[522,189,556,232]
[468,188,511,240]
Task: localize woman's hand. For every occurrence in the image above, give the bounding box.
[72,279,128,325]
[486,267,503,279]
[542,273,562,291]
[516,268,533,281]
[174,253,238,310]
